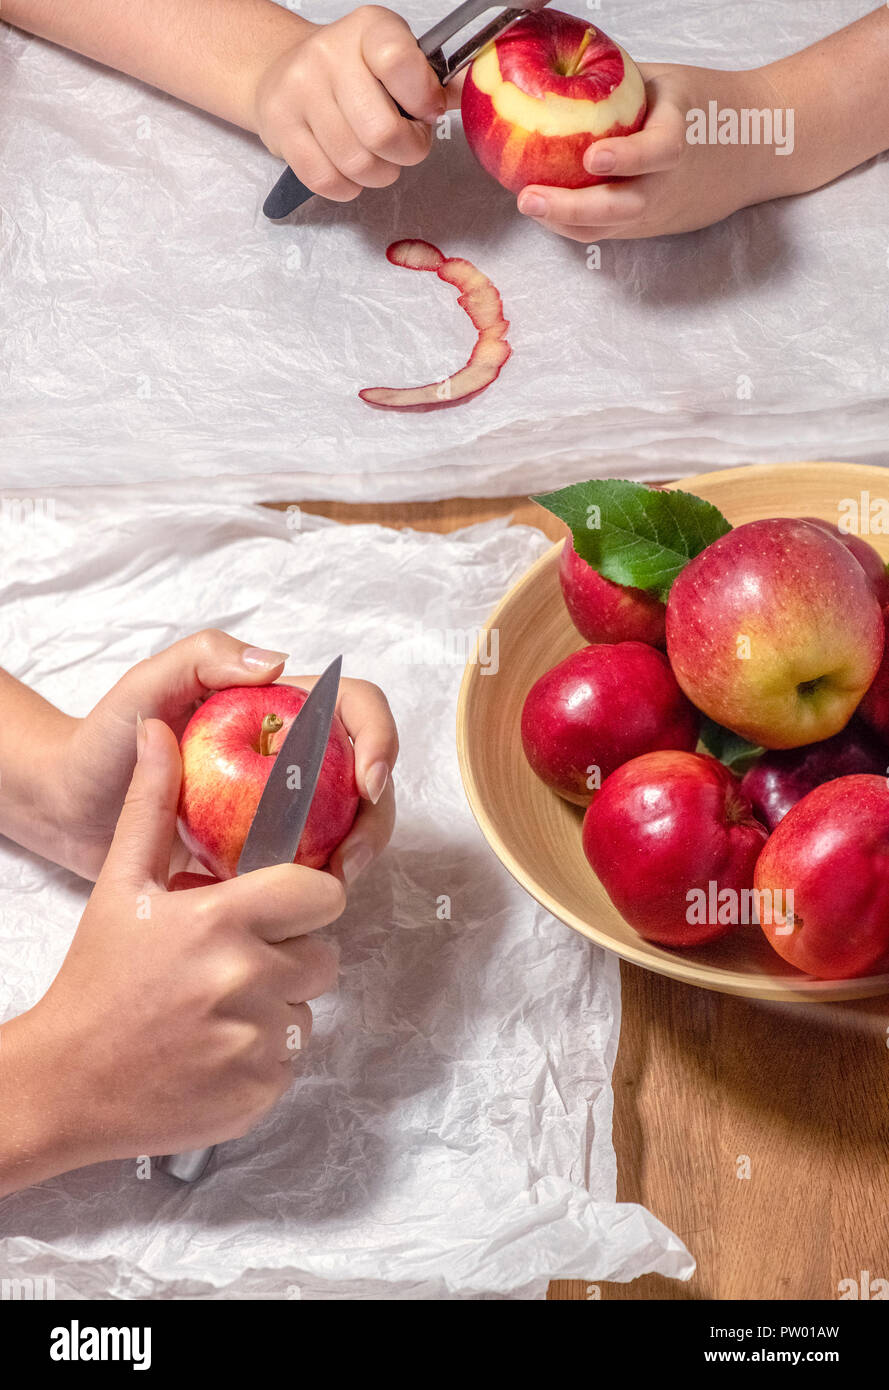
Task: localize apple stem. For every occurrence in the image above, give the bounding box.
[566,27,594,77]
[259,713,284,756]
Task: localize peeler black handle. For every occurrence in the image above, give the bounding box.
[263,98,412,219]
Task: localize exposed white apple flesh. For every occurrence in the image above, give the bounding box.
[359,239,511,412]
[386,238,445,271]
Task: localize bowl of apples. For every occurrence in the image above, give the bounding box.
[457,462,889,1001]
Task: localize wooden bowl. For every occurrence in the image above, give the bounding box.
[457,462,889,1001]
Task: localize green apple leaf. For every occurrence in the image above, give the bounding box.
[533,478,732,601]
[698,717,764,775]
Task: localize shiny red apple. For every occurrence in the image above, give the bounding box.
[754,775,889,978]
[583,751,768,947]
[461,10,646,195]
[520,642,699,806]
[178,685,359,880]
[740,720,888,830]
[666,518,884,749]
[559,539,666,647]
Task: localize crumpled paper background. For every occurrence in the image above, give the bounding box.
[0,500,692,1298]
[1,0,887,499]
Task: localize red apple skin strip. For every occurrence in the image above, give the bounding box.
[359,241,511,411]
[437,258,487,292]
[359,334,511,411]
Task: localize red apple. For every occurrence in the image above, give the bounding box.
[559,538,666,648]
[178,685,359,880]
[801,517,889,606]
[740,719,888,830]
[359,240,510,411]
[666,518,884,749]
[520,642,699,805]
[754,775,889,979]
[583,751,768,947]
[858,603,889,741]
[461,11,646,195]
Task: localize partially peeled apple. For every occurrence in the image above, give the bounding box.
[461,10,647,194]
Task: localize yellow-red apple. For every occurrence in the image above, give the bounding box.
[666,519,884,749]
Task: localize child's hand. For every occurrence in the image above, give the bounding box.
[517,64,791,242]
[254,6,445,201]
[0,719,344,1192]
[48,629,397,881]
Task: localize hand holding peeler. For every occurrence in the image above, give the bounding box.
[262,0,552,219]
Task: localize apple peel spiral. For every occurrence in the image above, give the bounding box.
[359,239,511,411]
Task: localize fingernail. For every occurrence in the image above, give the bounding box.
[136,711,147,761]
[587,147,616,173]
[341,843,373,885]
[242,646,289,669]
[519,193,547,218]
[365,761,389,805]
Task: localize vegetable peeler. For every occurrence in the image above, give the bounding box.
[262,0,552,219]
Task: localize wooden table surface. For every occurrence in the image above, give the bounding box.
[273,495,889,1303]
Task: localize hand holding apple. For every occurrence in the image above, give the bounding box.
[0,716,345,1197]
[521,641,699,805]
[23,629,292,881]
[31,629,396,884]
[666,519,884,749]
[509,46,877,242]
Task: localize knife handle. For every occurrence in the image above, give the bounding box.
[160,1145,216,1182]
[160,875,217,1180]
[263,98,412,219]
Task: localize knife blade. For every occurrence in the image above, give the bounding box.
[159,656,344,1182]
[262,0,552,219]
[237,655,343,875]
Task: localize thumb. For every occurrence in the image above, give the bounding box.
[100,716,183,890]
[89,629,290,742]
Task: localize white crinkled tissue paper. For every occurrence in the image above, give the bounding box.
[1,0,887,499]
[0,499,693,1299]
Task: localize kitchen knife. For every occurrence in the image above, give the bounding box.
[262,0,552,219]
[159,655,344,1182]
